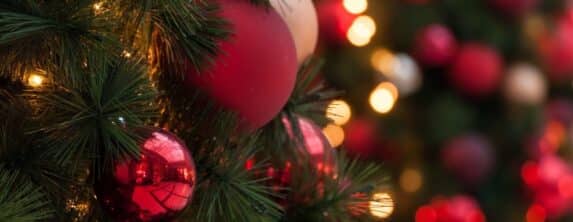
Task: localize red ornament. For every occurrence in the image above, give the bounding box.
[537,12,573,81]
[344,118,378,158]
[441,134,495,185]
[317,0,357,45]
[489,0,538,18]
[417,195,485,222]
[187,0,297,130]
[95,129,196,222]
[413,24,457,67]
[449,43,503,96]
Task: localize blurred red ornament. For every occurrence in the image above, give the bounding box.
[413,24,457,67]
[545,99,573,125]
[186,0,297,130]
[441,134,495,185]
[526,204,547,222]
[417,195,485,222]
[537,13,573,81]
[317,0,357,45]
[95,128,196,222]
[489,0,538,18]
[344,118,378,158]
[449,43,503,96]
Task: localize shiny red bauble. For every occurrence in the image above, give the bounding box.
[441,134,495,185]
[416,195,486,222]
[489,0,538,18]
[449,43,503,96]
[187,0,297,130]
[95,129,196,222]
[413,24,457,67]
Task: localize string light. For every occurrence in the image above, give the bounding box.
[347,15,376,47]
[369,192,394,219]
[343,0,368,15]
[400,168,423,193]
[323,124,345,148]
[326,100,352,125]
[371,48,396,75]
[26,70,47,88]
[369,82,398,114]
[122,50,132,58]
[93,2,104,13]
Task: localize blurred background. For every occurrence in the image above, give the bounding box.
[315,0,573,221]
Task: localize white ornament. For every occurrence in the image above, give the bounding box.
[387,53,422,96]
[504,63,547,105]
[270,0,318,63]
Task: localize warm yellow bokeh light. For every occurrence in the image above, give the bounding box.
[93,2,104,12]
[400,168,423,193]
[371,48,396,75]
[323,124,345,148]
[343,0,368,15]
[327,100,352,125]
[369,192,394,219]
[369,82,398,114]
[26,70,47,88]
[347,15,376,47]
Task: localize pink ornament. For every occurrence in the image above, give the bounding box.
[413,24,457,67]
[441,134,495,185]
[449,43,503,96]
[95,128,196,222]
[344,118,379,158]
[187,0,297,130]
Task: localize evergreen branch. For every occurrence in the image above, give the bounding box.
[28,56,158,172]
[183,135,282,222]
[0,168,54,222]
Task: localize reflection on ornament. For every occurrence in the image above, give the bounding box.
[343,0,368,14]
[390,53,422,96]
[323,124,345,148]
[371,48,396,75]
[369,192,394,219]
[526,204,547,222]
[26,69,47,88]
[326,100,352,125]
[369,82,398,114]
[400,168,423,193]
[347,15,376,47]
[95,129,196,222]
[504,63,547,105]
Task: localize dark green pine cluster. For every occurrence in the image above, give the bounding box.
[0,1,388,222]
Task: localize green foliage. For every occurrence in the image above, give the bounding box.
[29,56,158,172]
[0,168,54,222]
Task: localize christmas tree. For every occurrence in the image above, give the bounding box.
[0,0,390,221]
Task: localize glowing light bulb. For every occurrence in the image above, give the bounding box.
[26,70,47,88]
[122,50,132,58]
[343,0,368,15]
[369,192,394,219]
[400,168,423,193]
[371,48,396,75]
[93,2,104,12]
[369,82,398,114]
[326,100,352,125]
[323,124,345,148]
[347,15,376,47]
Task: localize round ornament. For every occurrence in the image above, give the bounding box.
[95,128,196,222]
[441,134,495,185]
[412,24,457,67]
[449,43,503,96]
[270,0,318,63]
[503,63,547,105]
[187,0,298,130]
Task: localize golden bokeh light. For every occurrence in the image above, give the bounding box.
[343,0,368,15]
[369,192,394,219]
[347,15,376,47]
[323,124,345,148]
[26,70,47,88]
[327,100,352,125]
[371,48,396,75]
[93,2,104,12]
[369,82,398,114]
[400,168,423,193]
